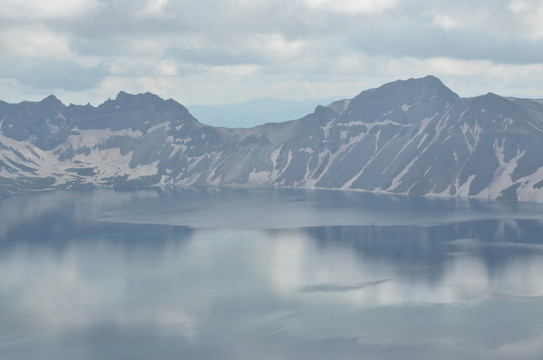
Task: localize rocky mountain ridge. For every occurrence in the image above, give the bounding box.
[2,75,543,201]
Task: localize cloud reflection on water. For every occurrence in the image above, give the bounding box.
[1,188,543,359]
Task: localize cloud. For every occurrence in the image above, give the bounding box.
[430,14,461,30]
[0,58,108,92]
[138,0,171,18]
[300,0,397,13]
[507,0,543,41]
[0,0,542,105]
[0,26,73,59]
[0,0,100,19]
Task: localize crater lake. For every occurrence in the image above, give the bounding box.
[1,187,543,360]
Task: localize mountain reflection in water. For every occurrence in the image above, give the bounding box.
[0,188,542,360]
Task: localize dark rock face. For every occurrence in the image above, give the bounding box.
[2,76,543,201]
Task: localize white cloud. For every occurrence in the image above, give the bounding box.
[0,27,73,59]
[210,64,259,76]
[0,0,99,19]
[155,60,179,76]
[430,14,461,30]
[509,0,539,13]
[1,0,543,104]
[508,0,543,41]
[300,0,396,13]
[138,0,171,18]
[249,33,305,61]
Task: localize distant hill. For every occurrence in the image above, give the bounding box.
[2,76,543,201]
[186,97,345,128]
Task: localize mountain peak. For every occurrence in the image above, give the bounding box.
[377,75,459,100]
[418,74,443,85]
[2,77,543,201]
[40,94,65,107]
[341,76,459,125]
[115,91,129,100]
[468,92,520,117]
[107,91,166,109]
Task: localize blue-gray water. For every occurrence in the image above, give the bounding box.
[1,188,543,360]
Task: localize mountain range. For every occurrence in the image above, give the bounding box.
[1,75,543,201]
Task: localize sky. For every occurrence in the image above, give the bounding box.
[1,0,543,106]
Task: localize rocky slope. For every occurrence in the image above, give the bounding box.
[1,76,543,201]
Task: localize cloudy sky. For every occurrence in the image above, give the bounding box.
[1,0,543,105]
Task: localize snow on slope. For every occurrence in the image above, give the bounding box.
[2,76,543,202]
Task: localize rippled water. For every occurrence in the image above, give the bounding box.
[1,188,543,359]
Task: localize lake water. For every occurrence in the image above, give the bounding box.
[1,187,543,359]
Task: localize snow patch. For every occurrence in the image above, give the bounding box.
[320,119,335,139]
[517,166,543,201]
[67,128,143,149]
[270,146,282,168]
[305,150,331,187]
[417,133,428,148]
[456,174,476,197]
[389,157,417,190]
[476,139,525,199]
[340,120,407,130]
[247,169,271,184]
[341,131,400,189]
[127,161,160,180]
[186,154,206,172]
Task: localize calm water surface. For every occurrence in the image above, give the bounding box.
[1,188,543,359]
